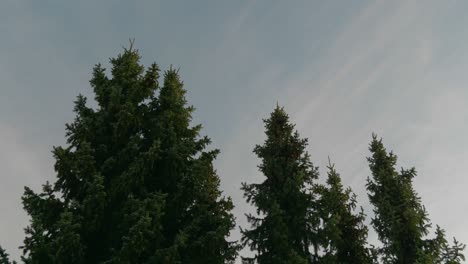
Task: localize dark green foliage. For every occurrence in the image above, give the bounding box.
[0,246,16,264]
[366,134,465,263]
[5,41,465,264]
[20,45,238,263]
[315,160,374,264]
[241,106,319,264]
[421,226,466,264]
[442,238,466,264]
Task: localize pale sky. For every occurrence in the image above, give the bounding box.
[1,0,467,262]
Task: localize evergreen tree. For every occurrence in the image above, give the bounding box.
[241,106,319,264]
[151,68,239,263]
[315,160,374,264]
[20,43,238,263]
[366,134,464,263]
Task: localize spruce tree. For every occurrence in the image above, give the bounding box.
[151,68,239,263]
[366,134,464,263]
[241,106,319,264]
[315,160,374,264]
[20,43,238,263]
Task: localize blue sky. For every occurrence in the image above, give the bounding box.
[1,0,468,261]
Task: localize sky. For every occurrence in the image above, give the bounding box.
[1,0,468,262]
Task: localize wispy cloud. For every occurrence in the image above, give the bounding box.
[215,1,468,260]
[1,1,468,262]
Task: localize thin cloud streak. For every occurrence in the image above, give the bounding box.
[215,1,468,261]
[1,1,467,263]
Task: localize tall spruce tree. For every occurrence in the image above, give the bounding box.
[241,106,320,264]
[20,43,238,263]
[315,160,374,264]
[366,134,464,264]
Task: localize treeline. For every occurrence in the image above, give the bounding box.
[0,47,465,264]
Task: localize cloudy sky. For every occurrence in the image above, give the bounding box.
[1,0,468,261]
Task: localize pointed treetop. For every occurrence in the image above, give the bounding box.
[124,38,136,52]
[327,156,333,168]
[326,157,343,187]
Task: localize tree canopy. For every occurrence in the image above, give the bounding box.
[241,106,320,263]
[315,160,374,264]
[367,134,465,264]
[18,44,238,264]
[0,45,464,264]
